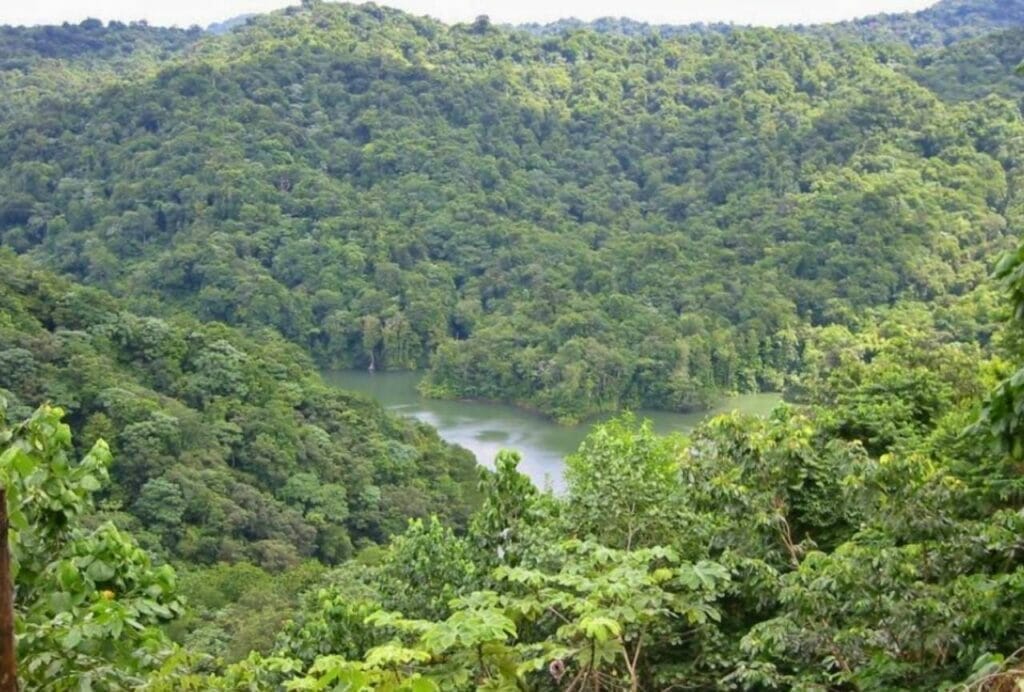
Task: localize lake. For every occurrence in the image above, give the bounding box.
[323,371,781,490]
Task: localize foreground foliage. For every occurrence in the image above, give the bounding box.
[1,403,182,690]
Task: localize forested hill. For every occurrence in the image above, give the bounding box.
[522,0,1024,46]
[2,1,1024,422]
[0,20,202,121]
[0,249,479,569]
[0,20,200,62]
[825,0,1024,48]
[910,27,1024,101]
[523,1,1024,97]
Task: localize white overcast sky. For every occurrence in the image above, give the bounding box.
[1,0,937,28]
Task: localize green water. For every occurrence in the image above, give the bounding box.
[323,371,781,490]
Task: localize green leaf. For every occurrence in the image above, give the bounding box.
[364,643,431,668]
[0,448,33,479]
[579,616,621,642]
[86,560,115,582]
[78,474,101,492]
[61,629,82,649]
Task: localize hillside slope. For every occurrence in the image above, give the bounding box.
[522,0,1024,48]
[909,27,1024,100]
[0,250,479,568]
[0,19,202,121]
[831,0,1024,47]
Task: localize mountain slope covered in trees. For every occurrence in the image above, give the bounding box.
[0,20,202,122]
[0,250,479,569]
[522,0,1024,47]
[909,27,1024,101]
[825,0,1024,48]
[2,1,1023,421]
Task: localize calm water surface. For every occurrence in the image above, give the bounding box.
[324,371,781,490]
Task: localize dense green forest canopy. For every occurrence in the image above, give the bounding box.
[522,0,1024,47]
[910,27,1024,100]
[0,20,200,123]
[0,20,200,63]
[0,250,479,569]
[820,0,1024,48]
[2,0,1024,421]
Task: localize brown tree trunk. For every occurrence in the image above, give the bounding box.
[0,489,17,691]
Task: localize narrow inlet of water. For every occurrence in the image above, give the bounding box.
[324,370,781,490]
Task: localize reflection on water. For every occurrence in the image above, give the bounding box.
[323,371,781,490]
[476,430,512,443]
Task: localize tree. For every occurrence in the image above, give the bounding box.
[469,450,541,571]
[564,416,683,550]
[0,402,183,689]
[280,541,729,691]
[377,517,478,621]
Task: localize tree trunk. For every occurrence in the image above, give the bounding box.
[0,489,16,691]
